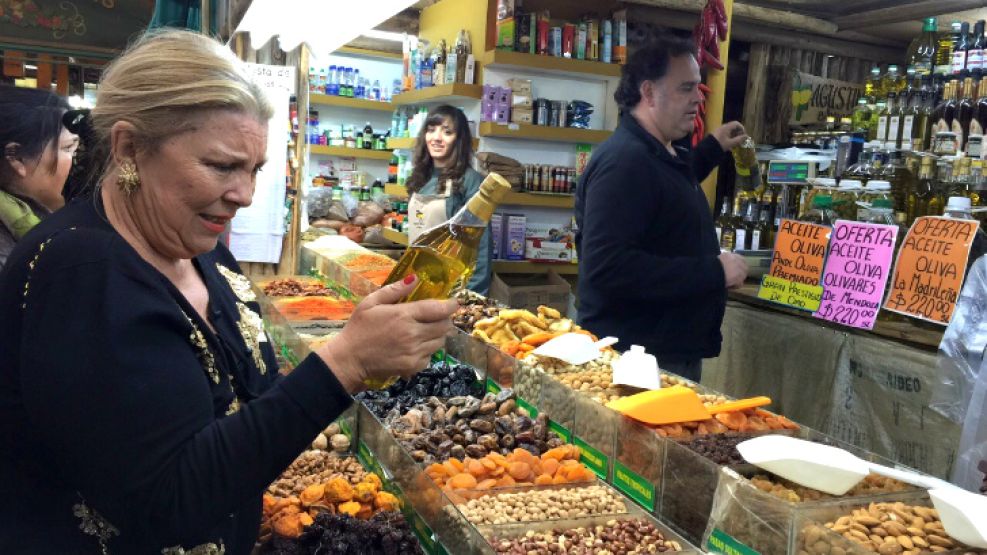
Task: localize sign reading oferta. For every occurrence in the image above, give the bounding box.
[789,71,864,125]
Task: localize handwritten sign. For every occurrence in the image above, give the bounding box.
[758,219,831,312]
[884,216,980,325]
[813,221,899,330]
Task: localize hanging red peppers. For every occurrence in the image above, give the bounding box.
[691,0,728,146]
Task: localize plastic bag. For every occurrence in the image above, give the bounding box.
[934,255,987,424]
[952,354,987,491]
[306,187,334,219]
[351,201,385,227]
[326,201,350,223]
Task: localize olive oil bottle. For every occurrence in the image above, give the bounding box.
[370,172,511,388]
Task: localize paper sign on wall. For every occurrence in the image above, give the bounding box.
[813,221,899,330]
[884,216,980,325]
[757,219,831,312]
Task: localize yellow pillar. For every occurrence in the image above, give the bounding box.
[700,0,733,210]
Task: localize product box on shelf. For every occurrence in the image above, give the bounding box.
[506,78,532,99]
[525,221,574,242]
[495,0,516,50]
[490,213,504,260]
[514,12,534,54]
[510,107,533,125]
[613,9,628,64]
[489,270,570,316]
[502,214,526,260]
[524,238,574,263]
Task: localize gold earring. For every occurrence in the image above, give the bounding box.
[117,160,141,195]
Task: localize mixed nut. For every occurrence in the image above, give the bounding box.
[267,451,367,498]
[750,473,909,503]
[457,484,627,525]
[384,389,565,465]
[310,422,352,452]
[800,501,983,554]
[453,290,502,332]
[490,519,685,554]
[263,278,335,297]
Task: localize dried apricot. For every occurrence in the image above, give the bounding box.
[448,473,478,490]
[426,463,447,477]
[552,473,569,484]
[496,475,516,487]
[481,458,497,470]
[541,447,567,461]
[476,479,498,490]
[534,474,554,485]
[508,462,531,480]
[443,460,461,476]
[467,459,487,477]
[299,484,326,506]
[541,459,560,477]
[715,411,747,430]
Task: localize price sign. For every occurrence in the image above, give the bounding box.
[884,216,980,324]
[813,221,899,330]
[757,219,831,312]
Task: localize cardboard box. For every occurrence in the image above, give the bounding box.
[503,214,526,260]
[490,213,504,260]
[525,221,573,242]
[511,107,534,124]
[490,270,571,316]
[511,94,534,108]
[496,0,516,49]
[507,78,532,96]
[525,238,574,263]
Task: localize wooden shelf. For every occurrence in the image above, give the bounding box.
[310,145,393,161]
[309,94,393,112]
[482,49,622,79]
[493,261,579,275]
[381,227,409,246]
[387,137,417,150]
[478,122,612,144]
[386,136,480,150]
[384,184,408,197]
[391,83,484,105]
[503,192,575,208]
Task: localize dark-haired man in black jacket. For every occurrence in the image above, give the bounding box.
[575,35,749,382]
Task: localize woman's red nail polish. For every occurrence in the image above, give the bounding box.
[403,274,416,285]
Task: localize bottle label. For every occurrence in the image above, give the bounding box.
[952,119,965,151]
[901,115,915,150]
[751,230,761,251]
[968,136,983,158]
[876,116,888,142]
[715,226,722,244]
[735,229,747,251]
[915,61,932,76]
[952,50,968,74]
[969,49,985,71]
[886,116,900,148]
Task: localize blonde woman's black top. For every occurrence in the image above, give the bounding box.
[0,196,352,554]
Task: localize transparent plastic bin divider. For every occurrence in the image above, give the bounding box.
[572,390,618,482]
[659,435,728,545]
[536,370,577,436]
[446,330,489,378]
[255,289,310,372]
[476,509,703,554]
[355,403,488,554]
[614,414,665,514]
[512,362,545,412]
[486,343,518,389]
[790,489,983,555]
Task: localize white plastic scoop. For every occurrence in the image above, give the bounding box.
[738,435,987,548]
[531,333,618,366]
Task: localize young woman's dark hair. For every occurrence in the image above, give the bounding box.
[406,104,474,195]
[614,34,697,113]
[0,85,70,188]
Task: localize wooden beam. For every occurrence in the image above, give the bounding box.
[834,0,984,30]
[625,5,904,63]
[55,64,69,96]
[343,36,402,55]
[36,54,52,90]
[743,43,771,144]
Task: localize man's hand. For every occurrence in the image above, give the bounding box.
[718,252,749,289]
[712,121,749,152]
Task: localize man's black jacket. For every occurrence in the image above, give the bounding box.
[575,112,729,364]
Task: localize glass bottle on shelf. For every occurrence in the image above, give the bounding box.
[913,17,938,77]
[969,160,987,227]
[866,65,882,103]
[878,150,915,225]
[936,22,959,76]
[751,209,773,251]
[957,76,978,152]
[715,197,732,247]
[909,157,940,223]
[852,96,873,133]
[860,179,893,222]
[953,21,972,75]
[802,195,837,226]
[833,179,863,221]
[877,92,893,146]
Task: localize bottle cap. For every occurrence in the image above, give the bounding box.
[865,180,892,191]
[946,196,972,212]
[872,198,894,209]
[838,179,863,190]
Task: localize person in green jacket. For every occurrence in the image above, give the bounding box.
[405,104,492,294]
[0,85,76,270]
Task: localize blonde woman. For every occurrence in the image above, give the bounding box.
[0,30,455,553]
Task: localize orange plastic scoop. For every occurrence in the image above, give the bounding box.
[707,396,772,415]
[606,386,711,425]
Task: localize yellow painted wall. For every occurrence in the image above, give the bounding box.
[419,0,489,65]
